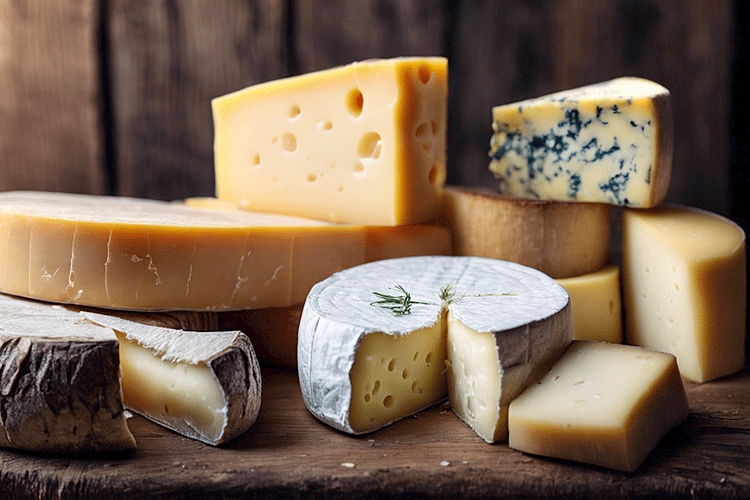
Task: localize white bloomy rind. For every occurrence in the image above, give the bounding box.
[298,256,571,438]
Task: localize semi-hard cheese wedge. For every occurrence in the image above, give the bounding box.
[508,341,689,472]
[623,205,746,382]
[213,57,448,225]
[82,312,261,446]
[298,256,571,441]
[555,265,622,343]
[0,191,369,311]
[440,186,611,278]
[0,294,135,453]
[489,77,673,207]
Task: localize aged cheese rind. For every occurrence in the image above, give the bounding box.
[82,313,262,446]
[623,205,746,382]
[508,341,689,472]
[440,186,611,278]
[0,191,367,311]
[298,256,571,437]
[213,57,448,225]
[0,294,135,453]
[556,265,622,343]
[489,77,673,207]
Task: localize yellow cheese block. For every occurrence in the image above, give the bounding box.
[508,341,689,472]
[623,205,746,382]
[212,57,448,225]
[440,186,611,278]
[0,192,442,311]
[555,265,622,343]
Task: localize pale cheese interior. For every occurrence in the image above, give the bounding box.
[623,206,746,382]
[115,330,227,443]
[508,341,689,472]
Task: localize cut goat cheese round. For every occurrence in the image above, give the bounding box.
[298,256,571,441]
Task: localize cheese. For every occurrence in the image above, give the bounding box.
[622,205,746,382]
[298,256,571,440]
[508,341,689,472]
[440,186,611,278]
[82,312,261,446]
[0,191,367,311]
[555,266,622,343]
[489,77,673,207]
[212,57,448,225]
[0,294,135,453]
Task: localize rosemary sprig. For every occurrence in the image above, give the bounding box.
[370,285,430,316]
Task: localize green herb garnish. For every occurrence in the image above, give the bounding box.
[370,285,430,316]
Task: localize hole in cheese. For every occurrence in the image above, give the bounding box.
[402,369,409,380]
[289,104,301,119]
[358,132,382,160]
[372,380,380,395]
[418,65,431,84]
[347,88,364,117]
[353,161,365,175]
[251,153,260,167]
[415,122,430,138]
[387,359,396,372]
[281,133,297,152]
[430,120,438,135]
[383,395,394,408]
[428,165,438,184]
[318,119,333,131]
[307,174,317,182]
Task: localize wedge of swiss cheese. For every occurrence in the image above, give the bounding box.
[213,57,447,225]
[623,205,746,382]
[298,256,571,442]
[440,186,611,278]
[556,265,622,343]
[489,77,673,207]
[0,191,449,311]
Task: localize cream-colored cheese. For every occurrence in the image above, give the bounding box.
[556,265,622,343]
[298,256,571,440]
[489,77,672,208]
[508,341,689,472]
[0,191,368,311]
[440,186,611,278]
[213,57,447,225]
[622,205,746,382]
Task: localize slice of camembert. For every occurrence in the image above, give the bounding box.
[623,205,746,382]
[440,186,611,278]
[0,191,368,311]
[508,341,689,472]
[0,294,135,453]
[213,57,448,225]
[298,256,571,441]
[82,312,261,446]
[489,77,673,207]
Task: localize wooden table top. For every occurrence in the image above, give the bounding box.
[1,364,748,499]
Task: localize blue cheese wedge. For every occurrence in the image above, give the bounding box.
[297,256,571,442]
[489,77,673,207]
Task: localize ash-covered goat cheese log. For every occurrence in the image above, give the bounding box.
[298,256,571,442]
[489,77,673,207]
[213,57,448,225]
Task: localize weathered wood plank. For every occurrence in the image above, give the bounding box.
[295,0,447,72]
[108,0,289,201]
[0,0,105,194]
[449,0,733,216]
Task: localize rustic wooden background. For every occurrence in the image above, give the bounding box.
[0,0,740,211]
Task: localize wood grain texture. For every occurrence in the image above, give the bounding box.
[295,0,447,72]
[0,0,105,194]
[0,365,747,499]
[448,0,733,216]
[108,0,289,201]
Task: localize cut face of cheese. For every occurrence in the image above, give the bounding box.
[213,57,448,225]
[82,313,261,446]
[298,256,571,440]
[0,191,368,311]
[0,294,135,453]
[489,77,673,207]
[623,205,746,382]
[440,186,611,278]
[555,265,622,343]
[508,341,689,472]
